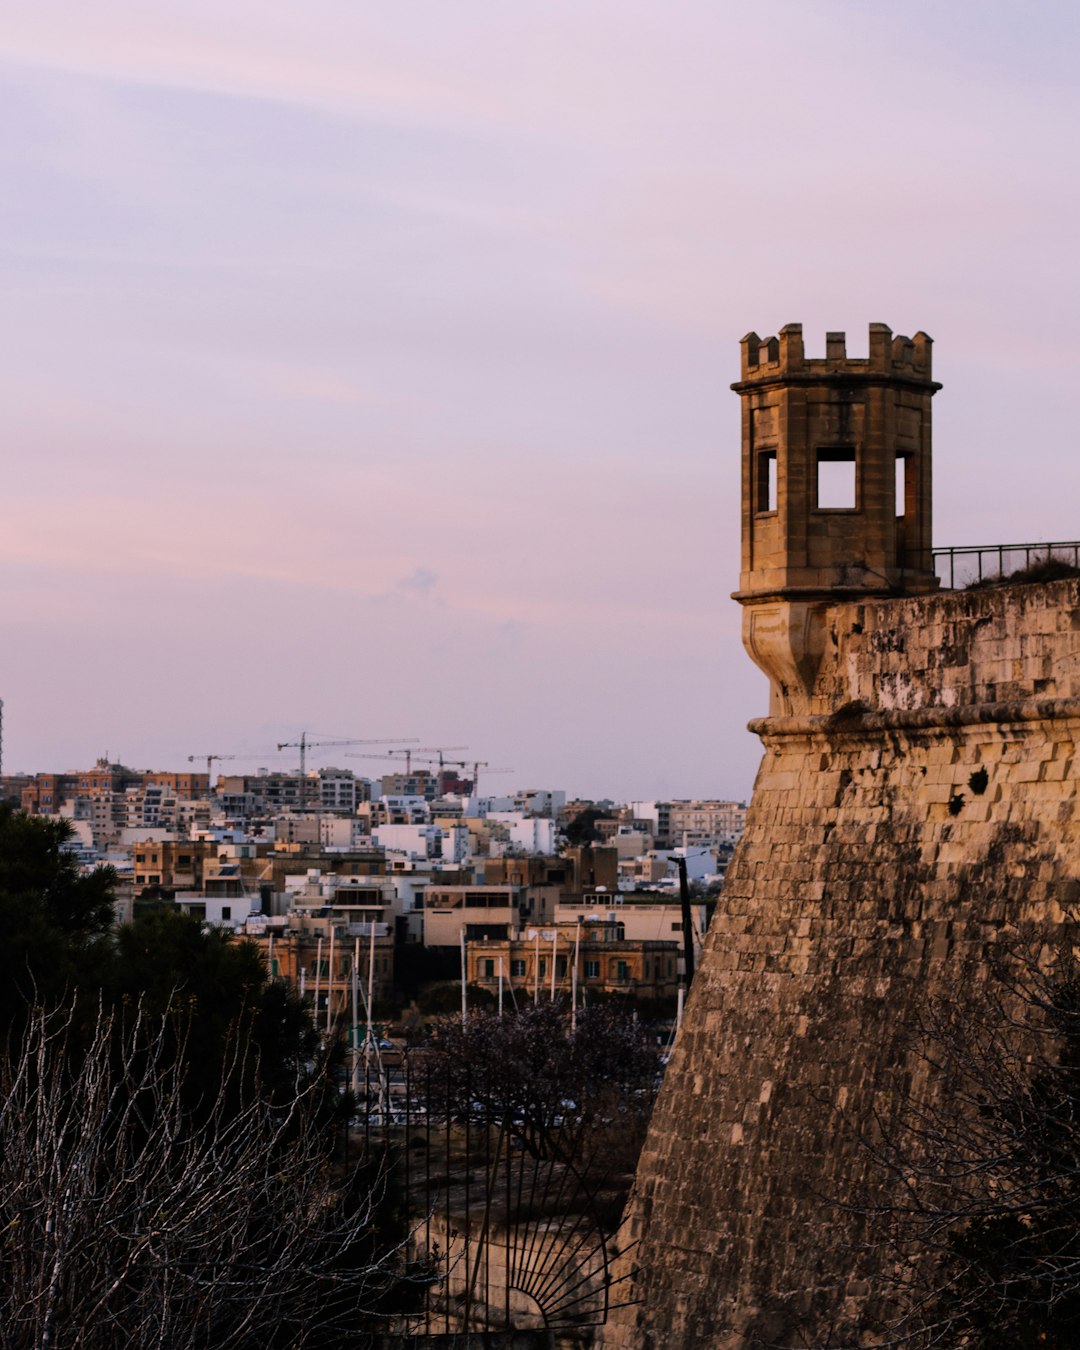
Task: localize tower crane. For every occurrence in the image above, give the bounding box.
[440,759,514,800]
[346,752,440,770]
[275,733,418,808]
[385,745,467,774]
[188,753,236,785]
[346,749,470,802]
[470,761,514,799]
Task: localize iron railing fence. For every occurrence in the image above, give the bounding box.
[933,540,1080,590]
[348,1044,642,1340]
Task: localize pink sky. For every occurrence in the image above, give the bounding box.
[2,1,1079,799]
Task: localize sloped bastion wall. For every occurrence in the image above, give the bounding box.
[600,578,1080,1347]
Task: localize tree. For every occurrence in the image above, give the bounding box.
[419,1001,660,1169]
[0,809,420,1343]
[0,804,116,1032]
[0,998,410,1350]
[857,924,1080,1348]
[561,808,615,847]
[99,906,328,1119]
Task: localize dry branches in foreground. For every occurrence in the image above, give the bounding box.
[0,999,408,1350]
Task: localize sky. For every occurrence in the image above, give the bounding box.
[2,1,1079,801]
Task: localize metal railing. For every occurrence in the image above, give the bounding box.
[348,1043,641,1337]
[933,540,1080,590]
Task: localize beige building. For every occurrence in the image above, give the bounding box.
[468,919,679,1003]
[667,800,747,846]
[132,836,270,894]
[554,898,707,951]
[422,884,554,949]
[245,922,395,1022]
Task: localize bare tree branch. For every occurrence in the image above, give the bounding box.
[0,999,412,1350]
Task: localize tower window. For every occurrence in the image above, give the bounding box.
[756,449,777,513]
[896,453,909,518]
[816,448,857,510]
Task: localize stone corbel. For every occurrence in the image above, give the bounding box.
[742,600,830,716]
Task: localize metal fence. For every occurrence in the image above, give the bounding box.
[350,1047,640,1340]
[933,540,1080,590]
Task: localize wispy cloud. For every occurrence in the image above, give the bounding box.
[396,566,438,596]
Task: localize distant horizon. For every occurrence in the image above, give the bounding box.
[2,744,750,808]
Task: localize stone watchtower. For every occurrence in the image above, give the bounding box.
[732,323,940,715]
[600,325,1080,1349]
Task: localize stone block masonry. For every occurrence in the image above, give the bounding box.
[600,578,1080,1347]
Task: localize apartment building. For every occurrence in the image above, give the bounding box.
[422,884,555,949]
[667,800,747,846]
[467,918,679,1003]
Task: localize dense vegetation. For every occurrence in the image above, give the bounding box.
[0,805,406,1348]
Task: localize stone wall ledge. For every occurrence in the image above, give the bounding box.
[730,371,942,395]
[750,696,1080,741]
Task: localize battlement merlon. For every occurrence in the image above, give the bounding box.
[734,323,941,390]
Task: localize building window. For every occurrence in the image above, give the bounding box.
[538,959,546,978]
[671,922,682,932]
[511,959,526,978]
[615,961,630,983]
[482,959,495,977]
[584,960,600,979]
[221,907,231,920]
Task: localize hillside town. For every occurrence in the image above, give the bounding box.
[0,749,745,1028]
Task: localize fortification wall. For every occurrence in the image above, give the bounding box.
[601,579,1080,1348]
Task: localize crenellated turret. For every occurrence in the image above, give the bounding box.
[732,322,942,715]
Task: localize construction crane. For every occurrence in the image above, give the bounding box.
[275,733,418,809]
[188,753,236,784]
[346,752,441,770]
[470,761,514,799]
[439,759,514,800]
[346,750,469,803]
[385,745,467,774]
[346,746,469,780]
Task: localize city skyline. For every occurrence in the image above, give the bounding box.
[4,1,1079,799]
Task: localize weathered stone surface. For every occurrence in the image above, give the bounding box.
[601,580,1080,1348]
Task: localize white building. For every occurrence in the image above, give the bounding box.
[373,823,442,859]
[487,813,557,855]
[512,788,566,818]
[627,801,673,845]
